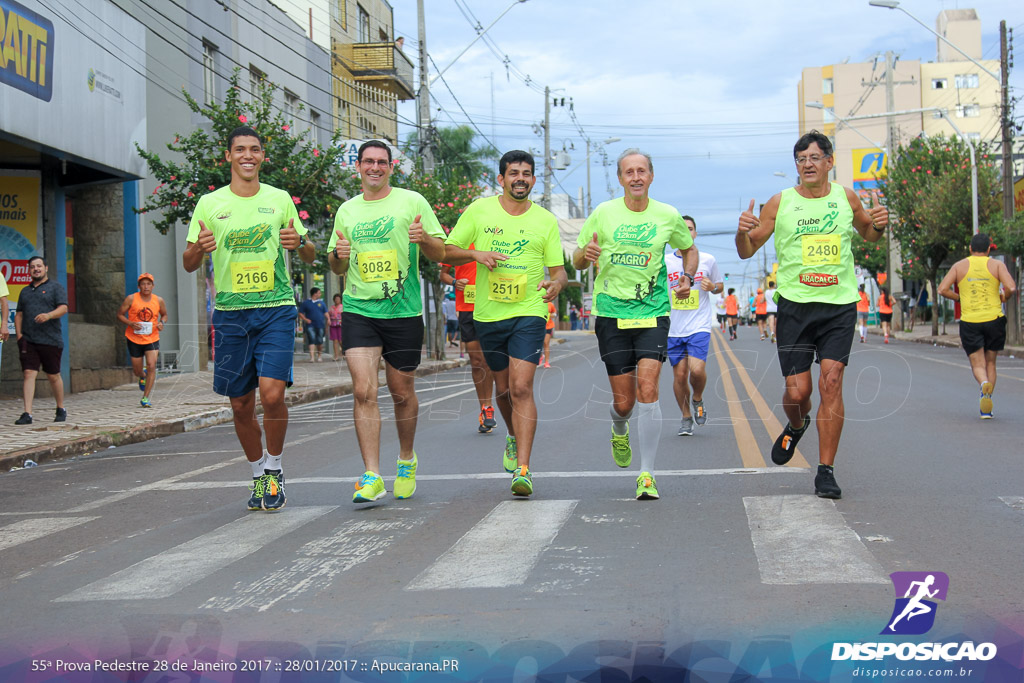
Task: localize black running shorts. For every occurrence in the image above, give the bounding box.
[594,315,669,376]
[457,310,479,344]
[341,311,423,372]
[775,296,857,377]
[959,316,1006,355]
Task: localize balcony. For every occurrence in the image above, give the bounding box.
[335,42,415,101]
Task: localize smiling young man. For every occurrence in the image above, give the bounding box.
[328,140,446,504]
[573,148,698,500]
[184,126,316,512]
[444,150,567,497]
[736,131,888,499]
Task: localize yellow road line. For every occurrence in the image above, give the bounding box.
[709,329,766,468]
[715,333,810,468]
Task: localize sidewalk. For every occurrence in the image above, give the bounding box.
[866,319,1024,357]
[0,346,470,472]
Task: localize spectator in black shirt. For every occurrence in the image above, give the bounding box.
[14,256,68,424]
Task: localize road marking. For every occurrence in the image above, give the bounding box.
[202,516,427,612]
[716,333,809,468]
[406,499,577,590]
[55,506,336,601]
[63,460,243,513]
[0,517,100,552]
[744,495,888,585]
[141,468,808,490]
[710,331,766,468]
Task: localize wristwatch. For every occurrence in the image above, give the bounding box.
[298,235,306,248]
[683,272,695,286]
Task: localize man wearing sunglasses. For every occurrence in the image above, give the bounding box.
[328,140,446,504]
[736,131,888,499]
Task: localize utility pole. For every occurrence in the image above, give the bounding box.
[585,141,592,216]
[416,0,434,173]
[1000,20,1019,344]
[884,50,903,330]
[543,86,551,209]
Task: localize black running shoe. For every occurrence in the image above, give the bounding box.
[771,415,810,465]
[54,408,67,422]
[247,476,266,511]
[261,469,286,511]
[814,464,842,499]
[15,412,32,425]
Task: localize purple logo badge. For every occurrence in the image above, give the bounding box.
[881,571,949,635]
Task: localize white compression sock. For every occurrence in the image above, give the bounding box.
[860,324,866,338]
[250,453,268,478]
[637,401,662,474]
[610,404,633,436]
[265,452,283,472]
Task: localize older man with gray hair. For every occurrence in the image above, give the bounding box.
[573,148,698,500]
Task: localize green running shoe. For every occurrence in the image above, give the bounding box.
[635,471,659,500]
[353,471,387,503]
[611,425,632,468]
[511,466,533,497]
[247,476,266,511]
[503,435,518,473]
[261,470,286,511]
[394,453,417,499]
[140,396,152,408]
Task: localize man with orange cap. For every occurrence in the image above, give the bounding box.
[117,273,168,407]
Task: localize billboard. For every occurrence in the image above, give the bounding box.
[0,0,147,177]
[852,148,887,202]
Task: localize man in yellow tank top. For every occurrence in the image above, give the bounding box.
[938,233,1017,418]
[736,131,888,499]
[117,273,167,408]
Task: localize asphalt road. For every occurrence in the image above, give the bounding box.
[1,329,1022,681]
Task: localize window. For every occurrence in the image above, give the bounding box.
[823,107,836,124]
[249,65,266,98]
[310,110,322,146]
[955,74,979,89]
[822,78,833,95]
[931,78,947,89]
[284,90,299,121]
[956,104,980,118]
[202,41,217,103]
[966,132,981,143]
[357,4,370,42]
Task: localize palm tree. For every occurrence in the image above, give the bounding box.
[405,125,498,183]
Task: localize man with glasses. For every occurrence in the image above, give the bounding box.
[736,131,888,499]
[328,140,446,504]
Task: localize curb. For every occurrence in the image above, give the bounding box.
[1,358,468,472]
[868,328,1024,356]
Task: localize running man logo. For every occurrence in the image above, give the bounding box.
[610,252,652,269]
[351,215,395,243]
[224,223,273,252]
[0,0,55,102]
[612,222,657,245]
[799,272,839,287]
[881,571,949,635]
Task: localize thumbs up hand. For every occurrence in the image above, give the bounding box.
[737,199,759,234]
[582,231,601,264]
[409,214,424,243]
[332,229,351,260]
[867,190,888,231]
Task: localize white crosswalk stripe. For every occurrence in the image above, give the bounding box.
[744,495,888,585]
[55,506,336,602]
[406,500,578,591]
[0,517,99,552]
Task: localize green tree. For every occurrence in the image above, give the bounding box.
[851,231,888,278]
[134,69,360,275]
[881,134,1000,335]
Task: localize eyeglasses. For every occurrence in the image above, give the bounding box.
[360,158,391,167]
[795,154,829,165]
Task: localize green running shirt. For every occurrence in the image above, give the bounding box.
[578,197,693,318]
[446,196,563,323]
[187,184,307,311]
[329,188,444,319]
[773,184,857,305]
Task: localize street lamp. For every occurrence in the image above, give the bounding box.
[805,102,886,151]
[867,1,1000,81]
[586,137,620,216]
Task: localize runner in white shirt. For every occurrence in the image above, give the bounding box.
[764,285,779,343]
[665,215,724,435]
[714,292,727,332]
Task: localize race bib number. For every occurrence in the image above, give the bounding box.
[136,322,153,335]
[488,273,528,303]
[801,234,841,266]
[231,260,273,292]
[671,287,699,310]
[617,318,657,329]
[463,285,476,304]
[358,249,398,282]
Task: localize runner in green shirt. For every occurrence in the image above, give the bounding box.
[327,140,446,504]
[184,126,316,512]
[445,150,567,497]
[736,131,888,499]
[573,148,698,501]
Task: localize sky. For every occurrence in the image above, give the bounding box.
[387,0,1023,289]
